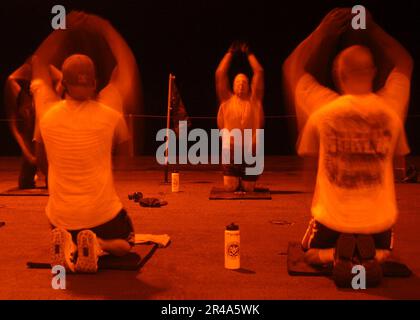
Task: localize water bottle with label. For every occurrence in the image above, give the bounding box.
[225,223,240,270]
[172,171,180,192]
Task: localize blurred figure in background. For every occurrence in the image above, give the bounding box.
[283,8,413,287]
[216,41,265,192]
[4,62,62,188]
[4,11,143,188]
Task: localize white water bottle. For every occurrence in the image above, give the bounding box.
[171,171,180,192]
[225,223,240,270]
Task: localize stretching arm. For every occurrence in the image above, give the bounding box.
[283,8,351,94]
[85,14,138,104]
[367,13,413,120]
[5,65,37,163]
[215,43,239,103]
[246,47,264,102]
[367,17,413,78]
[283,8,350,131]
[31,55,59,116]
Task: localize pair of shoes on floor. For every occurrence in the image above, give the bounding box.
[333,234,383,288]
[51,228,102,273]
[139,197,168,208]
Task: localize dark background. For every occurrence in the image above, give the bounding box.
[0,0,419,155]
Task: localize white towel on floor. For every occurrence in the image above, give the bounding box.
[135,234,171,248]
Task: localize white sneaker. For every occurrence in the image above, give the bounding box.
[75,230,102,273]
[51,228,76,272]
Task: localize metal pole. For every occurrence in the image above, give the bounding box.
[164,74,175,183]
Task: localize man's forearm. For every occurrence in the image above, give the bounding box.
[4,80,34,161]
[34,29,68,66]
[248,53,264,100]
[100,21,136,73]
[248,53,264,74]
[4,78,20,116]
[11,120,35,163]
[216,52,233,76]
[35,141,48,175]
[215,51,233,102]
[284,28,330,79]
[31,56,52,87]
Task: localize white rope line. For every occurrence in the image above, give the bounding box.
[125,114,304,120]
[2,114,420,122]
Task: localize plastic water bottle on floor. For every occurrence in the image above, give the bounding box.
[172,171,180,192]
[225,223,240,269]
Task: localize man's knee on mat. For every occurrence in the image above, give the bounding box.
[241,180,256,192]
[98,238,132,257]
[304,248,335,265]
[224,175,240,192]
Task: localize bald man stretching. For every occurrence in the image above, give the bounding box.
[216,42,264,192]
[284,9,413,287]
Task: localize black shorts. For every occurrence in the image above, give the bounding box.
[301,218,393,251]
[222,163,259,181]
[222,143,260,181]
[51,209,135,247]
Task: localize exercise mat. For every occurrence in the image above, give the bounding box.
[287,241,412,277]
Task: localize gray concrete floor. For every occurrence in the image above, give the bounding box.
[0,156,419,300]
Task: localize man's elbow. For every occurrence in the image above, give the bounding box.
[5,77,18,93]
[394,52,414,76]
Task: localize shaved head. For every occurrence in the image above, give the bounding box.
[233,73,250,99]
[333,45,376,94]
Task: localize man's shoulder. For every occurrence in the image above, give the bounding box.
[82,100,122,123]
[92,99,121,115]
[315,94,403,125]
[358,94,403,123]
[309,96,345,117]
[40,101,65,123]
[220,96,234,107]
[250,95,263,106]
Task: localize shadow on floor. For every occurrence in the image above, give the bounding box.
[364,275,420,299]
[233,268,256,275]
[66,271,167,299]
[335,275,420,299]
[270,190,308,195]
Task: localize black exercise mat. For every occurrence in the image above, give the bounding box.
[0,187,49,196]
[27,244,157,271]
[287,241,412,277]
[209,187,271,200]
[287,242,333,276]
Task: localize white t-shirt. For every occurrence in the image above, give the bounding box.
[299,94,409,233]
[296,70,411,234]
[218,95,263,151]
[36,99,129,230]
